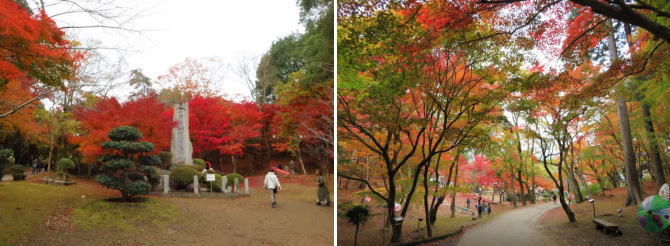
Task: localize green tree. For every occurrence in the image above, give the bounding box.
[95,126,160,201]
[56,158,75,181]
[345,204,370,246]
[0,148,14,176]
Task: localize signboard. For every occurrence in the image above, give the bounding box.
[206,174,216,182]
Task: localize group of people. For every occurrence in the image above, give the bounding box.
[466,197,492,217]
[30,157,47,174]
[263,167,331,208]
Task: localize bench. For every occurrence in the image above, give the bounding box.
[456,206,475,215]
[593,218,622,235]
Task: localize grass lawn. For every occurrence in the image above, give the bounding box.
[0,180,96,245]
[1,173,333,246]
[72,198,178,233]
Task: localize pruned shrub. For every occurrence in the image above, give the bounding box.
[158,151,172,168]
[11,165,25,181]
[192,158,206,170]
[0,148,14,176]
[170,165,200,190]
[56,158,75,181]
[224,173,244,188]
[199,172,223,192]
[182,164,205,172]
[96,126,159,201]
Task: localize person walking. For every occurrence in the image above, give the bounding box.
[466,198,471,209]
[264,169,282,208]
[289,160,296,174]
[316,170,331,206]
[487,203,492,215]
[552,194,557,204]
[477,203,482,218]
[31,158,38,174]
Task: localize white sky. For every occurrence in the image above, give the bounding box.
[42,0,303,101]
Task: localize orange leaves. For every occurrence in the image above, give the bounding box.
[70,96,174,163]
[0,0,79,85]
[561,7,607,58]
[403,0,478,35]
[157,57,222,98]
[0,80,46,139]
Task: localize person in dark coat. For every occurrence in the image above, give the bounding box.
[316,170,331,206]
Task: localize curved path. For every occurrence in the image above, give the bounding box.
[456,203,561,246]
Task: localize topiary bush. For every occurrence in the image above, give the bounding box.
[158,151,172,168]
[224,173,244,188]
[11,165,25,181]
[182,164,205,172]
[95,126,159,201]
[0,148,14,176]
[169,165,200,190]
[193,158,205,167]
[56,158,75,181]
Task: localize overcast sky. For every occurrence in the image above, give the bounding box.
[43,0,303,101]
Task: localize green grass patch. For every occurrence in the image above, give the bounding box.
[72,198,178,233]
[0,181,90,245]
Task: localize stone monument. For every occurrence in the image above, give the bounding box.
[170,101,193,166]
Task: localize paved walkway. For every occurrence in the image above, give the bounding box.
[1,168,37,181]
[456,203,561,246]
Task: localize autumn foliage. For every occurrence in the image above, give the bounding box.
[70,96,173,163]
[189,96,264,158]
[0,0,80,86]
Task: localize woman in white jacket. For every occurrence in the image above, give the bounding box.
[264,169,282,208]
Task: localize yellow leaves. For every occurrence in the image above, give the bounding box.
[450,119,467,129]
[0,80,47,142]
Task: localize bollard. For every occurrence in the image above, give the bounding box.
[222,176,231,193]
[193,175,199,194]
[162,175,170,194]
[244,178,249,194]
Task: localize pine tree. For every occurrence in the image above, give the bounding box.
[95,126,160,201]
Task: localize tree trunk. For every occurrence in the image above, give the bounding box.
[231,155,237,173]
[566,169,584,203]
[422,161,432,237]
[510,173,518,208]
[354,224,360,246]
[451,157,460,218]
[607,19,643,206]
[558,185,576,222]
[297,145,307,175]
[641,101,665,189]
[47,131,55,171]
[517,170,527,206]
[578,169,591,198]
[450,191,456,218]
[389,194,404,243]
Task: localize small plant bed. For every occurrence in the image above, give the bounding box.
[153,191,248,199]
[42,178,76,185]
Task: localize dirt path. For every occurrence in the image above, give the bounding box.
[455,203,561,246]
[160,183,333,246]
[26,175,333,246]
